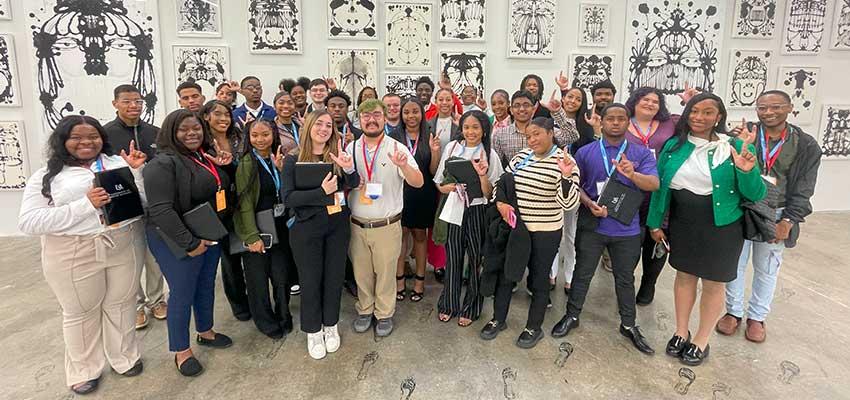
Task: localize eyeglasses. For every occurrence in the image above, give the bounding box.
[360,111,385,121]
[118,100,144,106]
[512,103,534,110]
[756,104,789,113]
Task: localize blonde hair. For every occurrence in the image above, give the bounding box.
[297,110,343,174]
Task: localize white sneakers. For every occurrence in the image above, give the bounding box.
[324,325,340,353]
[308,325,341,360]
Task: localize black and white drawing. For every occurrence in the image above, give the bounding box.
[830,0,850,49]
[779,66,820,124]
[385,74,430,98]
[249,0,302,54]
[440,51,486,96]
[0,0,10,20]
[0,34,21,107]
[726,50,771,109]
[578,2,609,47]
[507,0,557,59]
[172,45,230,100]
[26,0,165,130]
[818,105,850,159]
[0,121,27,190]
[732,0,777,39]
[328,48,378,109]
[782,0,827,55]
[328,0,377,40]
[568,53,616,98]
[440,0,486,42]
[386,2,432,69]
[624,0,726,111]
[176,0,222,37]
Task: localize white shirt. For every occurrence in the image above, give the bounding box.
[436,117,453,148]
[244,101,266,117]
[433,141,505,206]
[346,135,419,219]
[669,135,732,195]
[18,155,146,236]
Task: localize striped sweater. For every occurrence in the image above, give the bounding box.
[494,147,581,232]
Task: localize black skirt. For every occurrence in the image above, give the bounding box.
[401,181,438,229]
[668,189,744,283]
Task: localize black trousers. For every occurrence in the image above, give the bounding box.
[240,219,293,335]
[220,216,251,319]
[289,211,350,334]
[638,226,668,292]
[493,230,562,330]
[566,230,641,327]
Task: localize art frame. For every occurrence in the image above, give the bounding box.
[248,0,303,55]
[567,52,616,103]
[0,121,29,191]
[782,0,827,55]
[725,49,772,110]
[778,65,820,125]
[440,51,486,96]
[327,48,379,109]
[385,2,433,70]
[385,73,432,98]
[818,104,850,159]
[830,0,850,50]
[175,0,222,38]
[439,0,487,42]
[327,0,378,40]
[172,45,231,101]
[0,0,11,20]
[506,0,557,60]
[731,0,778,39]
[578,2,610,47]
[0,34,22,108]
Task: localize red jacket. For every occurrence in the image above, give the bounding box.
[425,92,464,121]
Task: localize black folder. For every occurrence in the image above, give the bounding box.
[295,162,334,190]
[228,209,280,254]
[183,203,229,241]
[446,159,483,199]
[93,167,143,225]
[597,179,643,225]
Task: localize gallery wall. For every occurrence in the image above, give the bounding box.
[0,0,848,235]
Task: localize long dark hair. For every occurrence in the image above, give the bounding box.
[356,86,378,107]
[625,87,671,122]
[669,92,728,152]
[237,119,282,205]
[569,87,594,142]
[396,97,429,159]
[491,89,512,122]
[157,109,211,155]
[41,115,114,202]
[200,100,239,140]
[457,110,493,163]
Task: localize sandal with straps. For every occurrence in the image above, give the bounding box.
[396,275,407,301]
[410,274,425,302]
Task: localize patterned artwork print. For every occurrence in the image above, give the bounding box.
[173,46,230,99]
[328,0,377,39]
[779,66,820,124]
[328,49,378,108]
[0,35,21,107]
[732,0,777,38]
[0,0,10,20]
[385,74,431,98]
[385,2,432,69]
[440,0,486,41]
[569,53,615,94]
[177,0,222,37]
[440,51,486,95]
[579,3,609,47]
[819,105,850,158]
[727,50,771,109]
[0,121,27,190]
[831,0,850,49]
[507,0,557,59]
[249,0,302,54]
[783,0,827,54]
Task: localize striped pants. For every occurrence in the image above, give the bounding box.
[438,204,486,320]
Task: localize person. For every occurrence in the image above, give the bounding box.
[520,74,551,119]
[551,104,660,356]
[347,99,424,338]
[461,85,486,113]
[389,98,440,302]
[215,81,240,109]
[482,117,581,348]
[18,116,148,395]
[383,93,402,132]
[351,86,379,128]
[307,78,331,113]
[327,89,362,145]
[434,110,504,326]
[273,90,302,155]
[232,76,275,129]
[282,110,360,359]
[418,75,463,120]
[647,93,766,366]
[233,120,294,339]
[177,81,206,113]
[492,90,579,168]
[489,89,512,131]
[280,77,312,117]
[717,90,822,343]
[144,109,236,377]
[103,84,167,329]
[427,87,460,147]
[590,80,617,115]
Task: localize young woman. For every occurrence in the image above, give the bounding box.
[389,98,441,302]
[428,88,460,148]
[351,86,379,129]
[280,77,311,118]
[648,93,765,366]
[144,109,235,377]
[561,87,597,155]
[281,110,359,360]
[215,82,238,109]
[483,117,581,348]
[233,120,295,339]
[274,91,302,156]
[18,116,147,395]
[434,110,504,326]
[490,89,512,131]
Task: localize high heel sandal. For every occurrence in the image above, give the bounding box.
[396,275,407,301]
[410,274,425,302]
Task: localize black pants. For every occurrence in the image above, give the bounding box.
[493,230,562,330]
[240,219,293,335]
[220,216,251,319]
[566,230,641,327]
[638,226,668,292]
[289,211,350,334]
[438,205,486,320]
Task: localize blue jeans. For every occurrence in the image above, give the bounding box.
[146,228,221,352]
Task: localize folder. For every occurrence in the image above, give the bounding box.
[182,202,229,241]
[597,179,643,225]
[93,167,143,225]
[295,162,334,190]
[446,159,483,199]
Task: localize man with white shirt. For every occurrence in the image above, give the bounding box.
[346,99,424,337]
[232,76,275,129]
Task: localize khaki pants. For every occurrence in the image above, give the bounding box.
[136,237,166,311]
[41,221,144,386]
[350,220,402,319]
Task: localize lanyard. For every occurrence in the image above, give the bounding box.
[515,146,557,172]
[458,142,483,158]
[360,135,384,182]
[253,149,280,193]
[342,124,350,148]
[759,125,786,174]
[189,151,222,190]
[629,118,657,147]
[94,155,104,172]
[599,139,628,178]
[405,132,419,154]
[291,122,299,144]
[385,124,392,135]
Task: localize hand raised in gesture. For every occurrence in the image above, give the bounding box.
[205,138,233,166]
[540,90,562,113]
[389,142,409,167]
[472,149,489,176]
[329,138,354,170]
[120,140,147,169]
[555,70,570,91]
[614,153,636,179]
[557,153,576,178]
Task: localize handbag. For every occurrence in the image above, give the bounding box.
[228,209,280,254]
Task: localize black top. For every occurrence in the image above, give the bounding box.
[281,155,360,223]
[103,116,160,161]
[255,156,279,212]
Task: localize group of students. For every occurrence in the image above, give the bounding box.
[18,70,821,395]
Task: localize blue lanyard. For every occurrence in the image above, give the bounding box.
[252,149,281,194]
[758,125,786,171]
[515,146,557,172]
[291,122,299,144]
[598,139,628,177]
[94,155,104,172]
[458,142,483,158]
[384,124,391,135]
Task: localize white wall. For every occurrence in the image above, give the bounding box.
[1,0,848,235]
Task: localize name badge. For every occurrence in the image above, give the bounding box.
[761,175,778,186]
[215,190,227,212]
[596,179,609,198]
[365,183,383,200]
[273,203,285,217]
[335,192,346,206]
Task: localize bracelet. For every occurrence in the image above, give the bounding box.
[650,228,661,232]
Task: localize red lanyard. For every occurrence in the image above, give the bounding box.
[405,132,419,154]
[761,126,787,175]
[629,118,657,147]
[188,151,222,190]
[361,135,384,182]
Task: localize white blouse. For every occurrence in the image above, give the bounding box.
[18,155,146,236]
[669,134,732,196]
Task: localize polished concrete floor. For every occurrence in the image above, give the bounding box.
[2,212,849,400]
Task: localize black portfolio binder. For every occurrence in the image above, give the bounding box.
[446,159,483,199]
[228,209,280,254]
[295,162,334,190]
[597,179,642,225]
[93,167,143,225]
[182,202,229,241]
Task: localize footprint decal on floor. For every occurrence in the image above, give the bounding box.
[400,376,416,400]
[674,367,696,395]
[656,311,670,331]
[554,342,574,369]
[711,382,732,399]
[502,367,518,399]
[357,351,379,381]
[778,360,800,384]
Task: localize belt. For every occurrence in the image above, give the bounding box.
[351,214,401,229]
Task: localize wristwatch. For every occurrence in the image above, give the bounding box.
[781,217,792,223]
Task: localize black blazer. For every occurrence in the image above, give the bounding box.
[280,155,360,224]
[426,117,460,143]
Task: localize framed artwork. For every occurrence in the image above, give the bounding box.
[0,121,28,190]
[440,51,486,96]
[778,66,820,125]
[506,0,557,59]
[385,74,431,98]
[249,0,302,54]
[0,34,22,107]
[0,0,11,20]
[830,0,850,50]
[328,48,378,108]
[385,2,432,69]
[818,105,850,159]
[176,0,222,37]
[731,0,777,39]
[578,2,609,47]
[172,45,231,100]
[726,49,772,109]
[328,0,377,40]
[568,53,616,103]
[439,0,486,42]
[782,0,827,55]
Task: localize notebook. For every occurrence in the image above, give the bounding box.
[597,179,643,225]
[182,203,229,241]
[93,167,143,225]
[295,162,334,190]
[446,159,483,199]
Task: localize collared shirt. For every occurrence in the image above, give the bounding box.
[233,101,276,129]
[346,135,419,219]
[433,141,504,206]
[492,108,579,168]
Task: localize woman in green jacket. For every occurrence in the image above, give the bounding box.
[647,93,766,366]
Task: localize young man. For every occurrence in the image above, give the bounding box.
[551,104,659,355]
[103,84,167,329]
[176,81,205,113]
[232,76,275,129]
[326,90,363,144]
[346,99,424,337]
[717,90,822,343]
[590,79,617,115]
[307,78,331,113]
[280,77,312,117]
[382,93,402,132]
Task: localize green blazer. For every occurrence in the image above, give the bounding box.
[647,137,766,229]
[233,152,278,245]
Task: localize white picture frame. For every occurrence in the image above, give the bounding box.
[0,121,29,190]
[578,2,610,47]
[248,0,303,55]
[327,0,379,40]
[385,2,433,70]
[777,65,820,125]
[0,34,22,107]
[730,0,778,39]
[175,0,223,38]
[818,104,850,159]
[830,0,850,50]
[725,49,772,110]
[781,0,827,55]
[506,0,557,59]
[439,0,487,42]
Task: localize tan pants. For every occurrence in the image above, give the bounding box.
[42,221,144,386]
[136,235,166,311]
[350,220,402,319]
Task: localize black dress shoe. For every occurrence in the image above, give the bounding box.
[434,268,445,284]
[551,315,579,338]
[636,285,655,306]
[665,332,691,357]
[680,343,710,366]
[119,359,144,377]
[516,328,544,349]
[479,319,507,340]
[619,325,655,355]
[175,355,204,377]
[265,329,284,340]
[196,333,233,348]
[70,377,100,395]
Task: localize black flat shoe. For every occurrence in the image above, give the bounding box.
[516,328,544,349]
[70,377,100,395]
[175,355,204,377]
[479,319,507,340]
[265,329,284,340]
[196,333,233,348]
[119,359,144,377]
[636,285,655,306]
[434,268,445,284]
[666,332,691,357]
[551,315,579,338]
[619,325,655,355]
[680,343,710,366]
[281,317,294,336]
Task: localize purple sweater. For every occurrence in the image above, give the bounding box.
[626,116,679,226]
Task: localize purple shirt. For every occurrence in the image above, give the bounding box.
[575,137,658,236]
[625,116,677,225]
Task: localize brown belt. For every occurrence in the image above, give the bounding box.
[351,214,402,229]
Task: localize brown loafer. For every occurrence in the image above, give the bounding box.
[745,319,766,343]
[715,313,740,336]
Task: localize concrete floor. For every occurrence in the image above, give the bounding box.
[2,212,849,400]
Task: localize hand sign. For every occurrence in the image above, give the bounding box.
[557,154,576,177]
[736,118,756,145]
[439,73,452,90]
[677,82,700,104]
[227,80,241,94]
[614,154,635,179]
[472,149,489,176]
[205,139,233,166]
[555,70,570,91]
[731,143,757,172]
[329,138,354,170]
[429,131,442,153]
[325,76,337,90]
[390,142,409,167]
[238,113,255,128]
[476,96,488,111]
[541,90,561,112]
[272,145,285,170]
[585,107,602,130]
[120,140,147,169]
